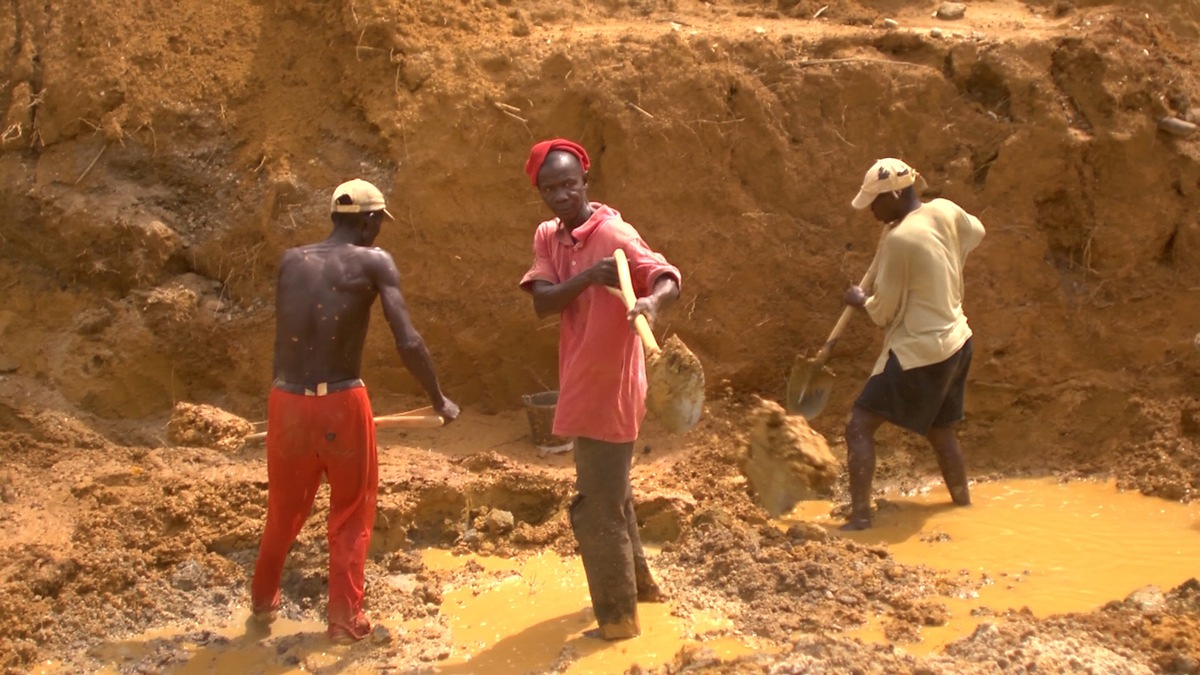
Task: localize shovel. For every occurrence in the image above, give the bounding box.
[243,405,444,443]
[613,249,705,433]
[786,226,890,419]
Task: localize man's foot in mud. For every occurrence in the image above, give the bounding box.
[328,625,365,646]
[327,614,372,645]
[637,579,667,602]
[949,484,971,506]
[245,610,276,638]
[595,615,641,641]
[839,518,872,531]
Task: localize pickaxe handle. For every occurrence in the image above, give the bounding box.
[613,248,661,354]
[244,405,443,443]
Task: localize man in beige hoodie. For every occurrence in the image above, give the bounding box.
[841,158,986,530]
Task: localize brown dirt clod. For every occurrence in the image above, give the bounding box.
[742,397,841,517]
[646,334,706,434]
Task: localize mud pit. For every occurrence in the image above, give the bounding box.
[3,0,1200,672]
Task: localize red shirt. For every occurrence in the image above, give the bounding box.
[520,204,681,443]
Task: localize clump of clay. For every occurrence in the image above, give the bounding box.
[646,334,705,433]
[166,401,253,452]
[742,398,840,517]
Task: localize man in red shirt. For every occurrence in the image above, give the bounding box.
[519,139,681,640]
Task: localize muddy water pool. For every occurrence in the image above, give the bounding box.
[37,477,1199,672]
[789,477,1200,653]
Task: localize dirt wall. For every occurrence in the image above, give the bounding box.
[2,0,1199,466]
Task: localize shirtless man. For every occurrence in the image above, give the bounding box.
[250,178,459,643]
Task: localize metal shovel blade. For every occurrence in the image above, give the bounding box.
[785,357,836,420]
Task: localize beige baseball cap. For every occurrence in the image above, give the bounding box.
[330,178,394,220]
[851,158,925,209]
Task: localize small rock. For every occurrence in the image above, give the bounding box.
[930,28,945,38]
[370,625,393,644]
[171,560,207,592]
[74,308,115,336]
[936,2,967,20]
[883,18,899,29]
[785,522,829,543]
[1126,585,1166,612]
[0,471,15,503]
[1172,655,1200,674]
[483,509,515,533]
[1158,117,1197,137]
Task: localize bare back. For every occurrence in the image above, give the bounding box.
[273,242,386,386]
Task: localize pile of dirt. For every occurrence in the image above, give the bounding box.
[166,401,254,452]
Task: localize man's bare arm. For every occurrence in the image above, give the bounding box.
[529,257,619,318]
[371,251,460,421]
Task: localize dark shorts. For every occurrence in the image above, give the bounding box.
[855,337,973,435]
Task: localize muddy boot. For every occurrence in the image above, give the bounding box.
[839,450,875,531]
[598,612,641,640]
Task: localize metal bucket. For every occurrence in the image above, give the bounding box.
[521,391,573,456]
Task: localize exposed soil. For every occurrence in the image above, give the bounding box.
[3,0,1200,672]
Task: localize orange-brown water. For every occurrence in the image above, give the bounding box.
[40,478,1200,672]
[788,477,1200,653]
[424,548,757,674]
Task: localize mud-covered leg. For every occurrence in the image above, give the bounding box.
[928,425,971,506]
[841,406,885,531]
[624,481,664,602]
[571,438,641,640]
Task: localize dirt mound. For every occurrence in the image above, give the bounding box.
[166,401,254,452]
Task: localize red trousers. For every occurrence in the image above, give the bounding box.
[251,385,377,639]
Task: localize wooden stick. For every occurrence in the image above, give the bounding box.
[244,408,443,443]
[75,143,108,185]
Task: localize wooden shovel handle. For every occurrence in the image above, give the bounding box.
[813,225,891,364]
[613,249,661,354]
[374,414,445,428]
[244,409,443,443]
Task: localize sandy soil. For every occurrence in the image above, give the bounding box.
[2,0,1200,672]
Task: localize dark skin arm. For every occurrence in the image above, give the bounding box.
[529,257,679,328]
[529,256,620,318]
[630,274,680,328]
[371,250,461,422]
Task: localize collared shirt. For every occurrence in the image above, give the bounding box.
[520,203,681,443]
[864,198,986,375]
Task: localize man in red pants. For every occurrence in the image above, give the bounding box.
[251,178,459,643]
[519,139,680,640]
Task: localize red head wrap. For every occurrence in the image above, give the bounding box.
[524,138,591,186]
